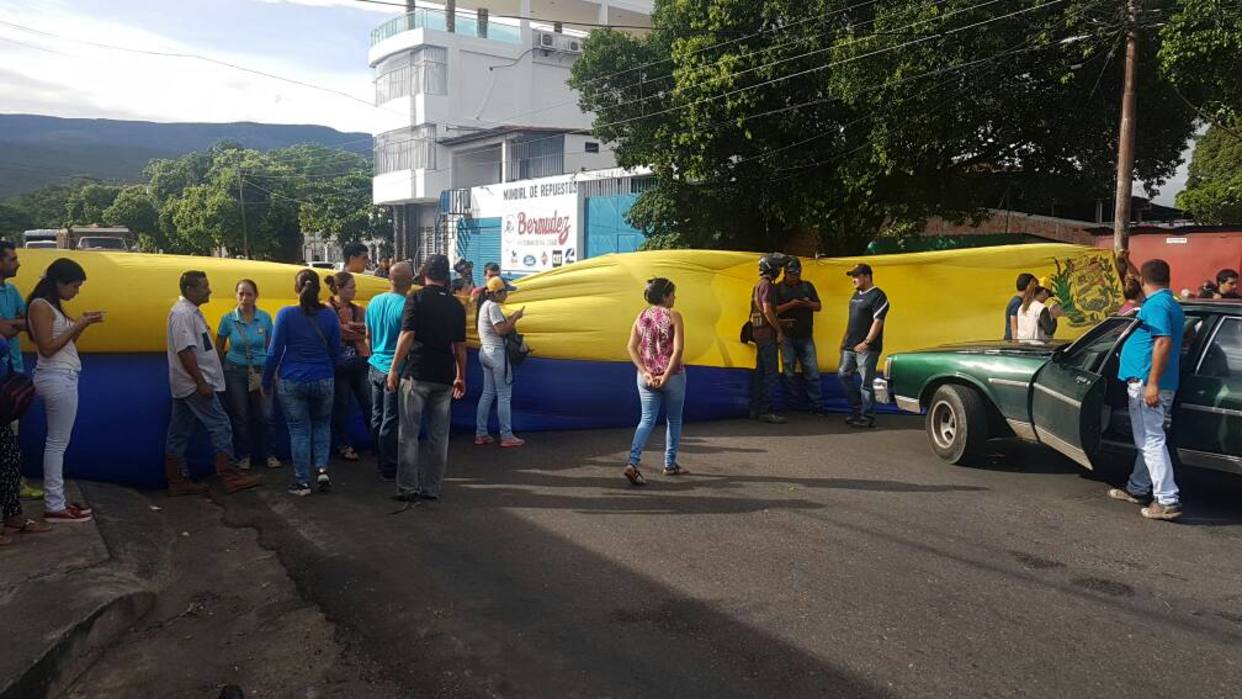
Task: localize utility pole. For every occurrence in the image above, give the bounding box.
[236,162,249,259]
[1111,0,1140,262]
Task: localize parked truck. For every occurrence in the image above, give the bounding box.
[23,226,134,251]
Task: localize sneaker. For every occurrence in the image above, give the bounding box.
[339,446,359,462]
[755,413,787,424]
[1107,488,1147,505]
[68,502,93,515]
[19,479,43,500]
[288,484,312,497]
[845,416,876,429]
[45,508,93,523]
[500,437,526,448]
[317,469,331,493]
[474,435,495,446]
[391,491,420,503]
[1141,502,1183,521]
[266,456,282,470]
[236,457,252,471]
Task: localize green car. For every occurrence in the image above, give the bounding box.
[873,300,1242,476]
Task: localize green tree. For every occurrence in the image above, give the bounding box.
[64,183,122,226]
[6,181,86,228]
[571,0,1198,254]
[103,185,161,250]
[1159,0,1242,121]
[1175,122,1242,223]
[0,203,34,238]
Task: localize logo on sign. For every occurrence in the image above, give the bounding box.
[516,210,572,246]
[523,254,537,267]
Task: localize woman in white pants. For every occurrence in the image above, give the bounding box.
[474,276,525,448]
[27,259,103,523]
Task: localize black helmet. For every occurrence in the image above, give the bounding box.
[758,253,789,277]
[785,257,802,275]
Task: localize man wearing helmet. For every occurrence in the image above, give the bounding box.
[749,254,788,424]
[775,257,824,415]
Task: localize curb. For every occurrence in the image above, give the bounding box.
[0,483,174,699]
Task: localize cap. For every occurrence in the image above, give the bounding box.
[845,263,873,277]
[785,257,802,274]
[485,276,517,293]
[424,254,451,282]
[454,257,473,273]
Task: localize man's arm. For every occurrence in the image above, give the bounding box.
[178,348,213,397]
[1146,336,1172,407]
[452,341,466,399]
[762,300,783,341]
[387,330,414,392]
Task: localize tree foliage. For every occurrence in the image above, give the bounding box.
[2,141,386,262]
[1159,0,1242,121]
[571,0,1199,253]
[1175,121,1242,223]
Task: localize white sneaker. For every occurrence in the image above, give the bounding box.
[236,457,251,471]
[266,456,282,470]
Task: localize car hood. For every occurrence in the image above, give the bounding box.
[900,340,1068,357]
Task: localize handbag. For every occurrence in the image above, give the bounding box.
[0,355,35,424]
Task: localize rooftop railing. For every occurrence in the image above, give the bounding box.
[370,7,523,46]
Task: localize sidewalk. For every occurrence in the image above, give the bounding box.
[0,481,174,699]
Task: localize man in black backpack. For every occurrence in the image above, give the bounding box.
[387,255,467,502]
[775,258,824,414]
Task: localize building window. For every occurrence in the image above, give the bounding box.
[374,46,448,105]
[374,124,437,174]
[506,134,565,182]
[584,141,600,153]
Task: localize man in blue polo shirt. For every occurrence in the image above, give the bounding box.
[365,261,413,481]
[1108,259,1184,521]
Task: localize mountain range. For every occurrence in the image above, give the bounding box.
[0,114,371,200]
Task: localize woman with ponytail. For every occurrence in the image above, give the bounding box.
[622,277,686,486]
[325,271,371,462]
[263,269,341,496]
[27,258,104,521]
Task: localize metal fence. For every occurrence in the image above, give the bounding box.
[370,8,522,46]
[374,124,437,174]
[374,46,448,104]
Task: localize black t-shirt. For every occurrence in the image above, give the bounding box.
[776,280,820,339]
[400,285,466,384]
[842,287,890,353]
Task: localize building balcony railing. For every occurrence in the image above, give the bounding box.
[370,7,523,47]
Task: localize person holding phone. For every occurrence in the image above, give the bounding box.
[26,258,103,522]
[623,277,686,486]
[325,271,372,462]
[216,279,279,471]
[474,275,525,447]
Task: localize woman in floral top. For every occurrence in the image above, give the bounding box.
[623,277,686,486]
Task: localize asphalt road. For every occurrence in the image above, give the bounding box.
[222,414,1242,698]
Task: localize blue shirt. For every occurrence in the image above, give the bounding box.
[1117,289,1184,392]
[263,306,341,387]
[1003,295,1021,341]
[216,308,273,368]
[365,291,407,374]
[0,282,26,372]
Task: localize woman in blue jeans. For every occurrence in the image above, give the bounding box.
[263,270,340,496]
[325,271,372,462]
[475,276,525,447]
[623,277,685,486]
[216,279,280,471]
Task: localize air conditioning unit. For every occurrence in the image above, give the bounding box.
[534,30,583,55]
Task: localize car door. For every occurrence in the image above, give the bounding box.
[1029,317,1136,470]
[1175,315,1242,475]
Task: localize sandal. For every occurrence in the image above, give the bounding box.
[340,446,360,462]
[623,464,646,487]
[663,464,686,476]
[5,517,52,534]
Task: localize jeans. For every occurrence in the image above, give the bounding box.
[369,366,399,477]
[34,368,79,513]
[278,378,334,487]
[476,345,514,440]
[781,336,823,411]
[750,339,780,416]
[332,363,371,452]
[222,362,276,461]
[166,391,235,472]
[1124,382,1180,506]
[839,350,879,419]
[397,379,453,498]
[628,371,686,468]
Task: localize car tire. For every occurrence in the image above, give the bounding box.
[926,384,989,465]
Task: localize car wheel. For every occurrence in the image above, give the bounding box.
[925,384,989,465]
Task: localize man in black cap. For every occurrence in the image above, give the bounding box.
[749,253,788,424]
[387,254,467,502]
[839,263,889,428]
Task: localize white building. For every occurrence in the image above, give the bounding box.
[367,0,653,265]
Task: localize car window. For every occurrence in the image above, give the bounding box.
[1060,317,1134,374]
[1197,318,1241,379]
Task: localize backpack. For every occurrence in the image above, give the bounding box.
[503,330,532,384]
[0,357,35,424]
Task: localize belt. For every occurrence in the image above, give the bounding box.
[1126,378,1143,385]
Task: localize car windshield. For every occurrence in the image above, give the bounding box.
[78,237,126,250]
[1058,317,1135,374]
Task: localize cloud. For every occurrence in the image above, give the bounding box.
[0,2,385,133]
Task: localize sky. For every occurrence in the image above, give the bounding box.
[0,0,1191,204]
